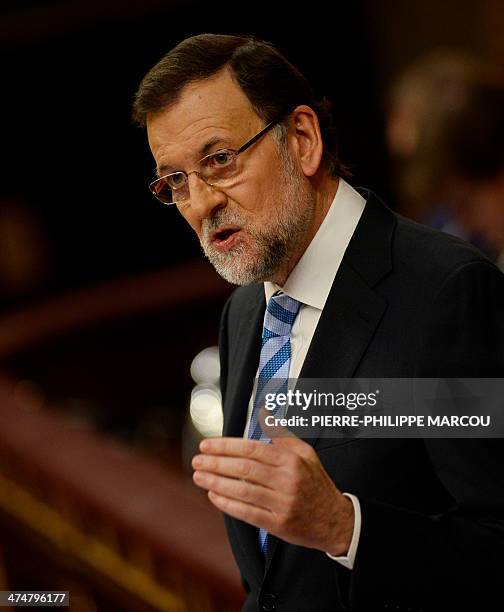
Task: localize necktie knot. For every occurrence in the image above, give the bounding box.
[262,292,301,340]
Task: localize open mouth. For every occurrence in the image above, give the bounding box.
[211,225,242,250]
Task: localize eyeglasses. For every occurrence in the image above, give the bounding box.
[149,118,282,206]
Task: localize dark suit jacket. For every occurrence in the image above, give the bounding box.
[218,191,504,612]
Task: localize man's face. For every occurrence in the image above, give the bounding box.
[147,68,314,285]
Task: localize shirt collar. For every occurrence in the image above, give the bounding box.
[264,178,366,310]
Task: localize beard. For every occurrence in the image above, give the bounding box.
[200,151,315,285]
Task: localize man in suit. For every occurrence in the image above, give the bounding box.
[133,34,504,611]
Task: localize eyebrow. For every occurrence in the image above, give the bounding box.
[156,135,233,177]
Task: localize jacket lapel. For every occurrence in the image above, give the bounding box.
[222,286,264,438]
[301,190,395,381]
[222,285,266,581]
[299,260,388,380]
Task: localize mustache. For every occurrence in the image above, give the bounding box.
[202,210,248,236]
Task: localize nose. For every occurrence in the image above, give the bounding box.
[184,172,227,224]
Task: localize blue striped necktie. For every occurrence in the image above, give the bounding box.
[248,291,301,554]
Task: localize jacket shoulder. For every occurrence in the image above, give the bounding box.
[393,213,496,281]
[221,283,264,328]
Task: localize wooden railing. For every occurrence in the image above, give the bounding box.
[0,260,231,359]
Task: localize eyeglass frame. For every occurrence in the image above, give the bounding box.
[148,113,288,206]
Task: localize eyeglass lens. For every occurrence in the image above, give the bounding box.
[151,151,241,205]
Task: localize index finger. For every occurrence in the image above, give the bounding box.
[199,437,285,466]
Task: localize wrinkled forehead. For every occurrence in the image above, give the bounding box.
[146,68,262,152]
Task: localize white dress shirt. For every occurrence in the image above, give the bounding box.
[243,178,366,570]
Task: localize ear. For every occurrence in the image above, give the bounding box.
[289,105,324,177]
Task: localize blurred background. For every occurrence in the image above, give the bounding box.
[0,1,503,610]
